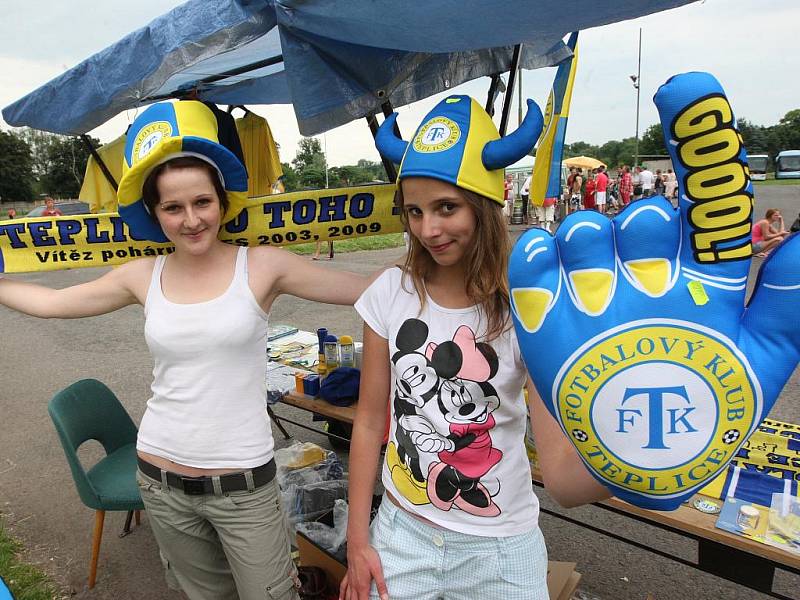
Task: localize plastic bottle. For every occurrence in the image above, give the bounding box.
[324,334,339,372]
[316,327,328,374]
[339,335,355,367]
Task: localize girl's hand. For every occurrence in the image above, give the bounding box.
[340,543,388,600]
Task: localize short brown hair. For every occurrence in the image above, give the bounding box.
[395,183,511,342]
[141,156,229,218]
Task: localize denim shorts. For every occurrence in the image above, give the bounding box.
[369,498,548,600]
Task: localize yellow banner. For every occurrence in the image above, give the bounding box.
[0,183,402,273]
[530,34,578,206]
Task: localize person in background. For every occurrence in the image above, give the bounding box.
[520,174,532,226]
[343,95,609,600]
[664,168,678,203]
[6,208,16,220]
[752,208,790,257]
[504,173,515,225]
[639,165,655,198]
[0,101,371,600]
[768,208,790,237]
[618,165,633,206]
[594,165,608,214]
[568,168,583,215]
[654,169,665,196]
[632,166,643,201]
[312,239,335,260]
[41,196,62,217]
[583,171,596,211]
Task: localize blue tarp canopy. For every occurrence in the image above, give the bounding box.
[3,0,695,136]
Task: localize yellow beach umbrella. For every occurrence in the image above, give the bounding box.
[564,155,606,170]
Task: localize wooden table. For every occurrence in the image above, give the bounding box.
[269,391,357,443]
[273,392,800,598]
[530,468,800,599]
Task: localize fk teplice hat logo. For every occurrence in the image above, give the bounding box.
[413,117,461,153]
[117,101,248,243]
[133,121,173,161]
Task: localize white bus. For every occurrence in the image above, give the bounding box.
[746,154,768,181]
[775,150,800,179]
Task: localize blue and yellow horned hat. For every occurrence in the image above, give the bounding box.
[118,101,248,242]
[375,95,543,204]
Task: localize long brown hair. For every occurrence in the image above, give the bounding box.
[396,183,511,342]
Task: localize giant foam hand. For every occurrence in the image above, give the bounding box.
[509,72,800,510]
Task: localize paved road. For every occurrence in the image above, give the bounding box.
[0,184,798,599]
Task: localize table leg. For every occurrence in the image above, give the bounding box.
[268,406,293,440]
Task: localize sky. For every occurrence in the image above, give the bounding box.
[1,0,798,168]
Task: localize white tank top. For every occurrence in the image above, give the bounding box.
[137,246,273,469]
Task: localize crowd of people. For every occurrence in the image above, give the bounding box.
[514,163,681,229]
[513,163,792,261]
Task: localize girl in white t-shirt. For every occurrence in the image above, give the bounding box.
[341,96,609,600]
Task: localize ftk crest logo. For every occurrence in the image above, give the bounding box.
[412,117,460,153]
[553,319,761,501]
[133,121,173,161]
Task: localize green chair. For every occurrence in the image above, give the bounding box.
[48,379,144,589]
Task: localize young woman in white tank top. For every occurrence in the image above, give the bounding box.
[0,152,369,599]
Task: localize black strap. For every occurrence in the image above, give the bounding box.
[137,457,275,495]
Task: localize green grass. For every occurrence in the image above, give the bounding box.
[0,518,62,600]
[753,178,800,186]
[289,232,406,255]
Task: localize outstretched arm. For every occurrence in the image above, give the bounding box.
[250,246,369,306]
[0,260,146,318]
[528,379,610,508]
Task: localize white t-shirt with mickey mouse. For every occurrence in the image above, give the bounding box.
[355,267,540,537]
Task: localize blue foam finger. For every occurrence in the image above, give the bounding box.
[614,197,680,298]
[509,228,561,335]
[555,211,616,317]
[510,72,799,510]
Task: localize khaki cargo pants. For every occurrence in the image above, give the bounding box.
[137,469,300,600]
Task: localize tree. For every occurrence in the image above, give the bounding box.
[0,130,35,202]
[12,127,60,183]
[292,137,326,172]
[564,141,599,158]
[298,166,327,190]
[596,137,638,170]
[40,136,97,198]
[291,137,328,189]
[280,163,299,192]
[638,123,667,156]
[355,159,387,182]
[737,118,769,154]
[773,109,800,151]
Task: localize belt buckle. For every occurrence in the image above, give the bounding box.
[181,476,207,496]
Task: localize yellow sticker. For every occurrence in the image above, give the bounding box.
[687,280,709,306]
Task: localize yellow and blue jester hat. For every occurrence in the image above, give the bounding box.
[117,101,249,243]
[375,95,543,203]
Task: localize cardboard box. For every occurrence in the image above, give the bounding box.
[297,530,581,599]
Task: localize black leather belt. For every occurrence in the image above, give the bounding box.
[137,457,276,496]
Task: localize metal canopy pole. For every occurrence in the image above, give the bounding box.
[367,100,401,183]
[80,135,118,191]
[485,74,502,117]
[150,56,286,102]
[499,44,523,136]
